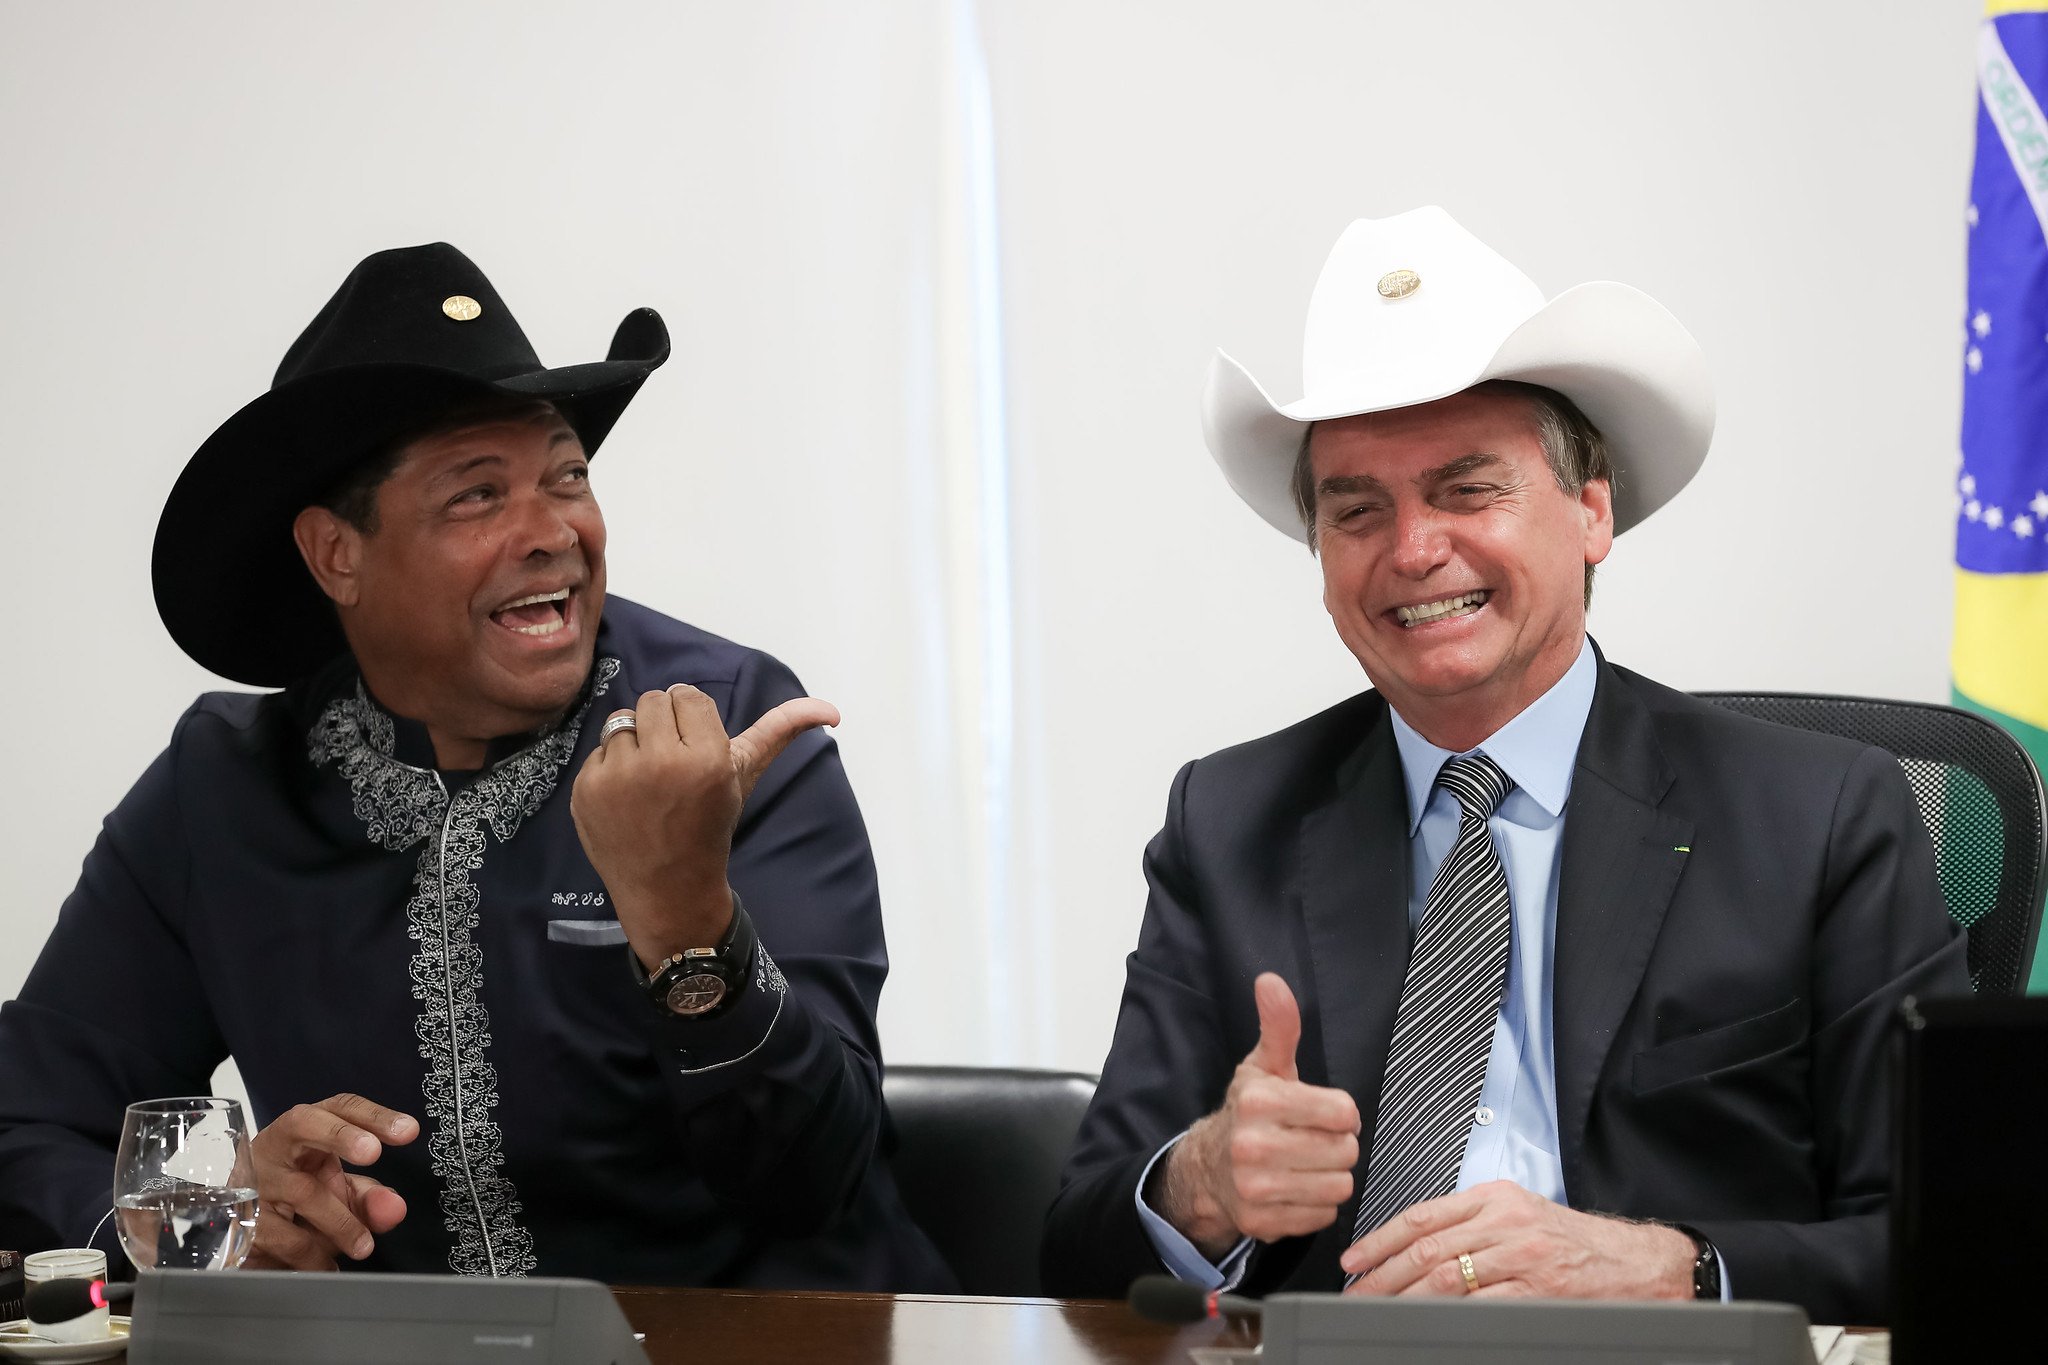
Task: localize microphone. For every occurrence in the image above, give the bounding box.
[25,1277,133,1324]
[1127,1274,1264,1324]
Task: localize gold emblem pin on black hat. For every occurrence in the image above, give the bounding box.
[442,294,482,321]
[1376,269,1421,300]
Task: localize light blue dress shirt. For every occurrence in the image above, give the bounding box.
[1137,639,1596,1290]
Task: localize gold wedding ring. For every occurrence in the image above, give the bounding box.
[1458,1252,1479,1294]
[599,713,638,743]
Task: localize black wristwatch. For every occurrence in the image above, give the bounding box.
[1673,1224,1721,1300]
[629,896,758,1020]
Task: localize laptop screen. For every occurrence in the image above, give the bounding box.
[1891,993,2048,1360]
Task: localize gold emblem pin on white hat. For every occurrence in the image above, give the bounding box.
[1376,269,1420,300]
[442,295,482,321]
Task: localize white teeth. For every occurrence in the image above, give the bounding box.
[499,589,570,611]
[1396,590,1488,627]
[493,588,571,636]
[505,617,566,637]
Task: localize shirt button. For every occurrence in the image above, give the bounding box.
[1474,1106,1496,1127]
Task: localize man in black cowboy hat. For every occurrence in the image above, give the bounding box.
[0,243,951,1290]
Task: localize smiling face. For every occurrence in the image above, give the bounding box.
[1307,387,1613,752]
[292,401,606,766]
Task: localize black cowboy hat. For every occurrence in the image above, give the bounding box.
[151,242,670,687]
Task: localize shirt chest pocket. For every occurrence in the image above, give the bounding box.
[546,918,630,947]
[535,916,650,1045]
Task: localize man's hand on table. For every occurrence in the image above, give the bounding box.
[1151,973,1361,1259]
[245,1093,417,1271]
[1341,1180,1695,1299]
[571,684,838,971]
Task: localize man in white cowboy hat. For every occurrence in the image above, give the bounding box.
[1042,208,1967,1323]
[0,243,950,1291]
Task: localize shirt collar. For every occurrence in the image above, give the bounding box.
[352,668,600,774]
[1387,636,1598,832]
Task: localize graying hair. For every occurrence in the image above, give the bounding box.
[1287,380,1612,603]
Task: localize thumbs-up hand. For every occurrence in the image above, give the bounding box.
[571,684,839,970]
[1154,973,1362,1258]
[1247,971,1304,1081]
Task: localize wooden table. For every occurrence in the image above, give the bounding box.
[72,1287,1877,1363]
[612,1288,1250,1365]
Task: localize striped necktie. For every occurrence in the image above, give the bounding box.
[1345,752,1513,1284]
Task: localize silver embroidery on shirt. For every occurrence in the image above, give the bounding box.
[308,660,619,1276]
[756,945,789,996]
[307,687,440,849]
[672,945,788,1076]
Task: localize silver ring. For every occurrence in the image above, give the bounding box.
[599,713,638,743]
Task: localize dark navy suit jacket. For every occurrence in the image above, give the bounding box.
[0,596,950,1290]
[1043,655,1969,1324]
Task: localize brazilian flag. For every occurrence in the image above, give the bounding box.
[1957,3,2048,990]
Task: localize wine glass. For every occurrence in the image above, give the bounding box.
[113,1097,259,1271]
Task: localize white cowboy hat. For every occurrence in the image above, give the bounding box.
[1202,206,1715,542]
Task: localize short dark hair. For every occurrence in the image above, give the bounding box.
[316,395,568,533]
[1288,380,1613,603]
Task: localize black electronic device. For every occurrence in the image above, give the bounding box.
[25,1276,132,1322]
[1892,993,2048,1360]
[1127,1274,1264,1323]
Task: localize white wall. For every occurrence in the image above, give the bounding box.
[0,1,1981,1081]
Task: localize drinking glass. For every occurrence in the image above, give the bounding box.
[113,1097,259,1272]
[23,1249,108,1342]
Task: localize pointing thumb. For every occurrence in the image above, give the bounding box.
[728,696,841,800]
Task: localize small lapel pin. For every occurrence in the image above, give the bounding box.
[1376,268,1421,300]
[1672,845,1691,854]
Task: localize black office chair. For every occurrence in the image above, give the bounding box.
[1697,692,2048,996]
[882,1065,1097,1297]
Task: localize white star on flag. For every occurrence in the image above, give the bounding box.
[1969,203,1981,227]
[1974,311,1993,338]
[1967,500,1984,521]
[1987,506,2006,530]
[1963,473,1979,496]
[2016,515,2036,539]
[1968,347,1985,373]
[2031,490,2048,519]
